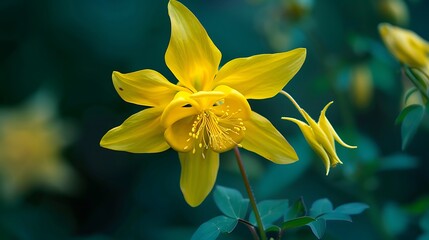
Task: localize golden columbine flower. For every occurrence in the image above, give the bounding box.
[379,23,429,73]
[100,0,306,207]
[280,91,356,175]
[0,91,76,201]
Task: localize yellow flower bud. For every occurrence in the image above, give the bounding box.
[378,0,409,26]
[379,23,429,69]
[350,64,374,109]
[283,0,313,21]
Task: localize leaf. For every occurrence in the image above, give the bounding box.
[321,212,352,222]
[191,216,238,240]
[399,104,425,149]
[284,197,307,221]
[334,202,369,215]
[249,200,289,228]
[281,216,315,230]
[213,186,249,219]
[309,199,333,218]
[307,218,326,239]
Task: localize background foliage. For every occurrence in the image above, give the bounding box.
[1,0,428,239]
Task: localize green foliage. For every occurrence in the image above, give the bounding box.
[307,199,369,239]
[284,198,307,221]
[396,66,429,150]
[213,186,249,219]
[193,187,368,240]
[396,101,426,150]
[191,216,238,240]
[249,200,289,228]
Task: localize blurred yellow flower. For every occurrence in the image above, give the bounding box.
[379,23,429,74]
[350,64,374,109]
[100,0,306,207]
[0,91,77,202]
[378,0,409,26]
[280,91,356,175]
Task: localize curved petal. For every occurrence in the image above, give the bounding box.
[166,0,221,92]
[179,148,219,207]
[240,111,298,164]
[318,102,357,149]
[161,91,200,128]
[283,117,331,175]
[164,115,195,152]
[100,107,169,153]
[214,48,306,99]
[112,70,185,107]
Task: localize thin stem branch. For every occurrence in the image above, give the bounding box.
[279,90,303,112]
[238,219,260,240]
[234,146,267,240]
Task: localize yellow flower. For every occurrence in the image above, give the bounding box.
[0,91,77,201]
[100,0,306,207]
[280,91,356,175]
[379,23,429,72]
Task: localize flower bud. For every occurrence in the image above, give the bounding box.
[350,64,374,109]
[378,0,409,26]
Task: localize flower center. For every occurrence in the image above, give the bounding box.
[186,105,246,155]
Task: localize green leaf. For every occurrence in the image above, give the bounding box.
[284,197,307,221]
[213,186,249,219]
[405,67,429,98]
[334,202,369,215]
[399,104,425,149]
[321,212,352,222]
[309,199,333,218]
[191,216,238,240]
[281,216,315,230]
[307,218,326,239]
[249,200,289,228]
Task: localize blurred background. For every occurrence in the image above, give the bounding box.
[1,0,428,239]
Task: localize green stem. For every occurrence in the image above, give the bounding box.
[234,146,267,240]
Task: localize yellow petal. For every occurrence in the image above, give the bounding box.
[163,86,251,153]
[282,117,331,175]
[166,0,221,92]
[179,148,219,207]
[100,107,169,153]
[112,70,185,107]
[214,48,306,99]
[210,85,252,121]
[297,108,336,160]
[164,115,195,152]
[318,102,357,149]
[161,91,200,128]
[240,111,298,164]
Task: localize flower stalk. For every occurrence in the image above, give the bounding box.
[234,146,266,240]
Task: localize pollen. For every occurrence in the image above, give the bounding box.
[185,105,246,153]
